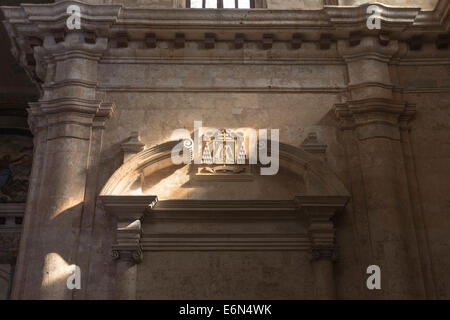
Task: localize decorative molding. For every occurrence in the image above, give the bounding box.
[100,196,350,255]
[27,98,115,137]
[141,234,310,251]
[100,140,350,197]
[334,98,414,136]
[3,1,450,89]
[147,199,299,220]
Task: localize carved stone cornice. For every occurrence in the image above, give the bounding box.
[3,1,448,34]
[2,1,450,88]
[337,37,399,63]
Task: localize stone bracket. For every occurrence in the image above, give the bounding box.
[101,195,158,264]
[296,196,349,261]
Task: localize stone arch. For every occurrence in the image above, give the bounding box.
[100,140,349,198]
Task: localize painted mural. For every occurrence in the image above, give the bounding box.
[0,134,32,203]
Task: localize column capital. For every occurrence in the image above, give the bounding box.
[27,98,115,138]
[335,99,416,139]
[111,220,143,264]
[337,36,399,63]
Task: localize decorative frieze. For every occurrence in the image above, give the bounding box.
[2,2,449,92]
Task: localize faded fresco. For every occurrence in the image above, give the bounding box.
[0,134,32,203]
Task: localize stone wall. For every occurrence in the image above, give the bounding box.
[59,0,439,9]
[2,0,450,299]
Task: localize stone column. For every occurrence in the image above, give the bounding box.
[335,36,426,299]
[11,32,114,299]
[297,196,348,300]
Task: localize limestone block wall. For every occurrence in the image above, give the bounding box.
[2,0,450,300]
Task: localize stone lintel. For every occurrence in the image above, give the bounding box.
[100,195,158,222]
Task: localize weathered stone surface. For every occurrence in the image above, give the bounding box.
[1,0,449,300]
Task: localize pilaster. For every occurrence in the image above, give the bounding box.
[336,36,429,299]
[10,29,115,299]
